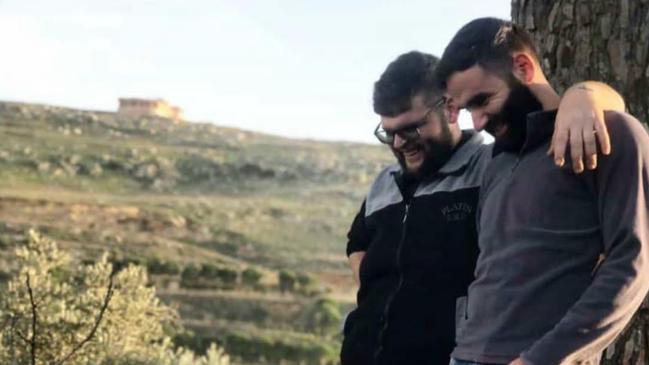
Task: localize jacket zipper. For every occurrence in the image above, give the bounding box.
[510,157,522,174]
[511,137,534,174]
[373,202,410,363]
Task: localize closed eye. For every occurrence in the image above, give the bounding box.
[465,92,492,110]
[384,120,425,135]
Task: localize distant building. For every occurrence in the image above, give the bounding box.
[117,98,183,123]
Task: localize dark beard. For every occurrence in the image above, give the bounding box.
[487,81,543,153]
[394,121,455,181]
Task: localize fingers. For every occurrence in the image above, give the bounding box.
[569,127,585,173]
[552,125,602,173]
[595,116,612,155]
[551,128,568,167]
[583,129,597,170]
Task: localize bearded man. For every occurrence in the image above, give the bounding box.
[436,17,649,365]
[341,50,625,365]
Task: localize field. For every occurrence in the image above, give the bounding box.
[0,101,393,364]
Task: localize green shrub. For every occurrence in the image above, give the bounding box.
[303,298,343,337]
[296,272,321,296]
[148,257,181,275]
[111,256,143,272]
[278,269,296,293]
[180,264,238,289]
[180,264,202,288]
[241,267,263,288]
[0,230,231,365]
[223,331,337,365]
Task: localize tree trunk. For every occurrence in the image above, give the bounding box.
[512,0,649,125]
[512,1,649,364]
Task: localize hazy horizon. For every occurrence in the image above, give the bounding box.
[0,0,510,143]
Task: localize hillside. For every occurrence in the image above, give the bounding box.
[0,101,393,364]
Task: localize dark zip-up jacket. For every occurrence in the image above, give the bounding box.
[341,131,491,365]
[452,110,649,365]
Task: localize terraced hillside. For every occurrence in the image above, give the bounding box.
[0,101,393,364]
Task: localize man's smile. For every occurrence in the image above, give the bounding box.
[401,147,423,163]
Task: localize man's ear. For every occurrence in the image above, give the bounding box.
[444,98,460,124]
[512,52,535,84]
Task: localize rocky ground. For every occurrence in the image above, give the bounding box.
[0,101,392,364]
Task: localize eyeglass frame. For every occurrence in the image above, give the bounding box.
[374,97,447,145]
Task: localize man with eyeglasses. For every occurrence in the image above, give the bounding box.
[340,51,625,365]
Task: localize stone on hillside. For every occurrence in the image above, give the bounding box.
[150,178,166,191]
[105,206,140,219]
[89,163,103,177]
[69,154,82,165]
[166,214,187,229]
[59,161,78,176]
[73,127,82,135]
[153,158,179,183]
[37,162,51,173]
[17,107,32,119]
[85,113,99,123]
[134,163,159,180]
[150,176,177,191]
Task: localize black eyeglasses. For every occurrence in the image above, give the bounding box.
[374,97,445,145]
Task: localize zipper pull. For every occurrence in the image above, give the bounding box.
[402,204,409,223]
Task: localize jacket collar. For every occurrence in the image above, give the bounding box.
[493,109,557,157]
[390,130,486,187]
[438,130,485,175]
[523,109,557,154]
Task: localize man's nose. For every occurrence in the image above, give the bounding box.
[392,133,407,149]
[470,109,488,131]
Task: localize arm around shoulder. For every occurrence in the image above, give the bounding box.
[552,81,626,173]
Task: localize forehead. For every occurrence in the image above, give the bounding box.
[446,65,507,107]
[380,94,429,130]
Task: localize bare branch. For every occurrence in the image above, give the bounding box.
[15,329,29,344]
[26,273,38,365]
[14,329,30,345]
[54,270,116,365]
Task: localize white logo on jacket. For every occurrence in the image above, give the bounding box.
[441,202,472,222]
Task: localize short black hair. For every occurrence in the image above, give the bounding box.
[435,17,539,89]
[373,51,441,117]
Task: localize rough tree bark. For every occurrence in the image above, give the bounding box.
[512,1,649,364]
[512,0,649,125]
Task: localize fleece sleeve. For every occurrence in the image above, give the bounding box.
[346,200,371,257]
[522,112,649,364]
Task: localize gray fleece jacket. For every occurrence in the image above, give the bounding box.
[452,110,649,365]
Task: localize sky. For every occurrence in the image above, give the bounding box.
[0,0,510,144]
